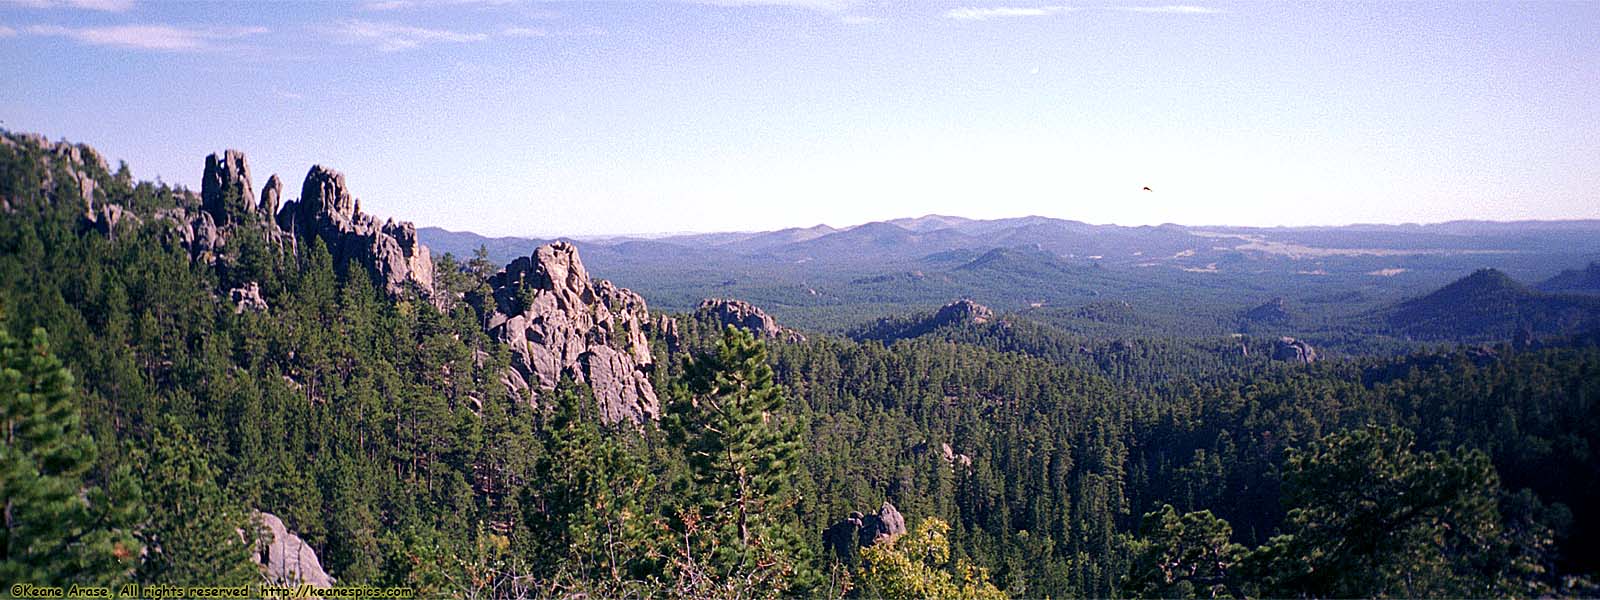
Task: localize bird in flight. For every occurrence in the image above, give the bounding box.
[1142,186,1153,192]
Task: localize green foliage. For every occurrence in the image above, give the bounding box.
[134,421,258,585]
[0,324,143,587]
[523,380,659,587]
[1245,426,1505,598]
[663,326,812,598]
[1123,505,1244,599]
[5,134,1600,598]
[857,518,1006,600]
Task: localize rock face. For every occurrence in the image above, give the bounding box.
[1245,297,1292,323]
[696,298,804,342]
[277,165,435,298]
[485,242,658,423]
[823,502,909,564]
[260,174,283,220]
[912,440,973,469]
[2,132,108,221]
[935,299,993,326]
[201,149,255,226]
[1272,336,1319,364]
[230,282,268,313]
[255,511,334,587]
[654,314,682,353]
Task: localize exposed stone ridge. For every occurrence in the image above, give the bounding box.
[1,131,110,222]
[935,298,993,326]
[485,242,658,424]
[0,130,438,303]
[696,298,805,342]
[276,165,435,298]
[1272,336,1319,364]
[201,149,255,225]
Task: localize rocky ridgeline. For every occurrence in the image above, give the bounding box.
[935,298,994,326]
[486,242,660,424]
[3,131,667,424]
[696,298,805,342]
[0,133,109,220]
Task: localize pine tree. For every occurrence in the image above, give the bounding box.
[523,380,658,589]
[1122,504,1244,599]
[0,323,143,586]
[135,420,259,585]
[1246,426,1504,598]
[663,326,812,598]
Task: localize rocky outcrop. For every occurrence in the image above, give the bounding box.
[260,174,283,221]
[255,511,333,587]
[201,149,255,226]
[1272,336,1319,364]
[277,165,435,298]
[823,502,909,564]
[913,440,973,469]
[935,299,993,325]
[2,132,108,221]
[696,298,805,342]
[654,314,682,353]
[485,242,657,424]
[1245,297,1291,324]
[230,282,268,314]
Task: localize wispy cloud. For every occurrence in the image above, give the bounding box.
[945,4,1219,19]
[839,14,882,25]
[945,6,1076,20]
[0,25,16,37]
[24,23,267,51]
[1114,5,1219,13]
[332,19,489,51]
[3,0,135,12]
[363,0,525,11]
[694,0,859,11]
[502,26,548,37]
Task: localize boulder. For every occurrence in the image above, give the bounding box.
[862,501,907,546]
[825,502,908,563]
[1272,337,1319,364]
[255,511,333,587]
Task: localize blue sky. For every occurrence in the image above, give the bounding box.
[3,0,1597,237]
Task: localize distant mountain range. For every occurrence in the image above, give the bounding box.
[421,216,1600,340]
[1384,268,1600,340]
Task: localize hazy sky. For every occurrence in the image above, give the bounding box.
[3,0,1597,236]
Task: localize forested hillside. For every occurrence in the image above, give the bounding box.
[4,131,1598,598]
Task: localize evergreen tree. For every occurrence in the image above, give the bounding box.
[518,380,660,594]
[1246,426,1504,598]
[1122,504,1244,599]
[0,323,143,586]
[135,420,259,585]
[663,326,812,598]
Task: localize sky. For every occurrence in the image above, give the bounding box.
[2,0,1598,237]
